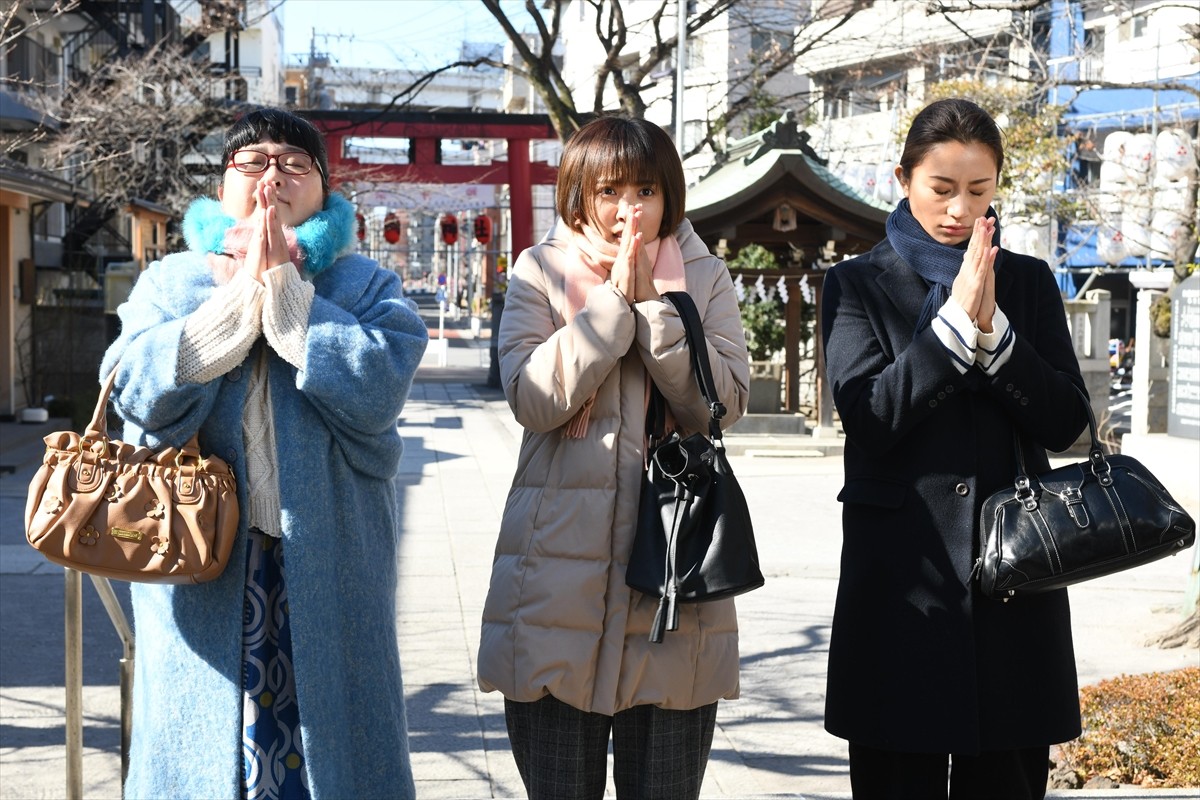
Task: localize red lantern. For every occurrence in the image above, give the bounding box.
[473,214,492,245]
[440,213,458,245]
[355,212,366,242]
[383,212,400,244]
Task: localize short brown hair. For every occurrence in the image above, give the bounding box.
[555,116,686,239]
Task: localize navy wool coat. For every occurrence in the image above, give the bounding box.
[100,250,427,799]
[821,239,1088,754]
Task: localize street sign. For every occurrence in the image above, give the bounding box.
[1168,274,1200,439]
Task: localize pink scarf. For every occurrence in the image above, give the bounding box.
[205,219,304,284]
[560,224,688,438]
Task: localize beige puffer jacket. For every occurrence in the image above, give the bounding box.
[477,219,750,715]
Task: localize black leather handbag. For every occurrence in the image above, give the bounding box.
[626,291,764,642]
[977,385,1195,601]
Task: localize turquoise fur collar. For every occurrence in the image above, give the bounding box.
[182,193,356,276]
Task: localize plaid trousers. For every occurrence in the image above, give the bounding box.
[504,694,718,800]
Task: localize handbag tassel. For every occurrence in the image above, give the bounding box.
[648,494,685,643]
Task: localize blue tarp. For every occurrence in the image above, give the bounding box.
[1062,74,1200,131]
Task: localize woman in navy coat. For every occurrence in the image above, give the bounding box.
[821,99,1088,799]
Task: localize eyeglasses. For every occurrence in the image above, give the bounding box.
[226,150,319,176]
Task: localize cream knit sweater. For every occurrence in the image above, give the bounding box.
[177,264,314,537]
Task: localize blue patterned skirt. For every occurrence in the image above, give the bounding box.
[242,531,311,800]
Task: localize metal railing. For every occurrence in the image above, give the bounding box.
[64,570,133,799]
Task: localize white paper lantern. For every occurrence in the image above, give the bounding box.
[1149,210,1187,260]
[1093,190,1123,218]
[1155,129,1194,183]
[1154,182,1189,213]
[1120,189,1154,225]
[874,162,898,204]
[1096,224,1129,265]
[840,162,863,192]
[1100,131,1132,189]
[1001,220,1028,252]
[859,163,878,197]
[1026,222,1052,262]
[1121,133,1154,185]
[1121,215,1151,257]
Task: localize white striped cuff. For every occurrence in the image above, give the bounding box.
[932,299,977,375]
[976,305,1014,375]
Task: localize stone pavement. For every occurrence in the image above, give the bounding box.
[1,310,1197,799]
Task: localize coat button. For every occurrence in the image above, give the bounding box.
[955,483,970,497]
[1020,397,1029,406]
[1013,389,1022,398]
[937,391,946,400]
[226,449,237,462]
[228,368,242,382]
[945,385,955,394]
[928,399,938,408]
[1005,383,1014,392]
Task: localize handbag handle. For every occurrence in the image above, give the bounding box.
[82,364,205,464]
[661,291,726,442]
[78,368,119,452]
[1011,382,1109,508]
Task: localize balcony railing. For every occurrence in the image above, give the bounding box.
[5,35,60,87]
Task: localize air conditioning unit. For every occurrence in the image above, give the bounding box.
[104,262,138,314]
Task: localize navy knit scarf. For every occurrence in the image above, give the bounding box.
[885,198,1002,332]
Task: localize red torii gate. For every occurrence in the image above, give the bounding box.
[299,110,560,257]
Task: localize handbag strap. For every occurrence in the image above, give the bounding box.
[83,364,206,462]
[1011,382,1110,506]
[82,367,119,443]
[661,291,726,442]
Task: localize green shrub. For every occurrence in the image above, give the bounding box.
[728,244,785,362]
[740,299,785,362]
[1059,667,1200,788]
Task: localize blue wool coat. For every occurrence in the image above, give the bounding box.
[100,249,427,799]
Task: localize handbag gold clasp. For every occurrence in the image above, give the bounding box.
[78,436,109,457]
[174,451,205,471]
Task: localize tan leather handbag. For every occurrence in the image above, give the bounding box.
[25,368,239,583]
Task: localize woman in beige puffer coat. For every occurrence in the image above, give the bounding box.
[478,117,750,800]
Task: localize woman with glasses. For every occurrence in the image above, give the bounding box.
[100,108,427,799]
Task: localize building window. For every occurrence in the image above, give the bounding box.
[932,47,1010,85]
[819,68,904,119]
[750,29,791,61]
[1119,14,1148,41]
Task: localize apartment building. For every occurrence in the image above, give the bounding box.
[174,0,286,106]
[0,0,277,417]
[1,2,191,417]
[791,0,1197,339]
[551,0,808,181]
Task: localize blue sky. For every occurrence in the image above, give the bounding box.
[280,0,535,72]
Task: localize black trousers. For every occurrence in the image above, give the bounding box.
[848,742,1050,800]
[504,694,718,800]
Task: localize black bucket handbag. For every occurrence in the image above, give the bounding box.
[976,384,1195,601]
[626,291,764,643]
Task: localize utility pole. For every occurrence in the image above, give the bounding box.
[307,27,316,108]
[675,0,687,154]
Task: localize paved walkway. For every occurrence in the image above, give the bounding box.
[1,312,1197,799]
